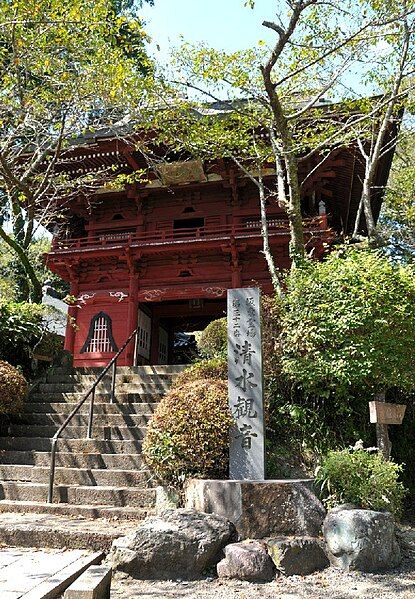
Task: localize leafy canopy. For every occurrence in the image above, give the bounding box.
[0,0,153,301]
[280,248,415,398]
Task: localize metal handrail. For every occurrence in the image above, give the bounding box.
[47,327,138,503]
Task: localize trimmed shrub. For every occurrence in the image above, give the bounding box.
[197,317,227,358]
[0,360,28,415]
[315,447,407,518]
[173,356,227,388]
[143,378,233,484]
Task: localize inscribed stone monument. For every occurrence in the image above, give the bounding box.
[227,287,265,480]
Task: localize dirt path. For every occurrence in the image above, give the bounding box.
[111,556,415,599]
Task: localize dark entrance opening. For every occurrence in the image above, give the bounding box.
[173,217,205,230]
[150,298,226,364]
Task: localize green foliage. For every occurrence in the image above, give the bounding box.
[0,238,68,302]
[174,356,227,388]
[381,130,415,262]
[0,301,44,368]
[0,360,28,415]
[0,300,63,374]
[0,0,152,301]
[281,248,415,399]
[143,379,233,484]
[316,448,407,517]
[197,317,227,359]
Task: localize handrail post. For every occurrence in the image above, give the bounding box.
[110,359,117,403]
[87,387,95,439]
[48,437,58,503]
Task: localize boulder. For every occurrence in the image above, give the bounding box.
[217,541,275,581]
[323,506,401,572]
[267,536,329,576]
[107,508,234,579]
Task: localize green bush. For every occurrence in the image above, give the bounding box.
[197,317,227,358]
[0,360,28,415]
[173,356,227,388]
[281,248,415,399]
[0,301,64,375]
[0,301,44,372]
[143,378,233,484]
[315,448,407,517]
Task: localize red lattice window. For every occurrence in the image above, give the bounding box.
[81,312,118,353]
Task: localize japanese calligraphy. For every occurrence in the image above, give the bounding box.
[228,287,265,479]
[236,424,258,450]
[232,396,258,419]
[234,340,256,365]
[235,368,258,393]
[246,296,257,338]
[231,298,241,337]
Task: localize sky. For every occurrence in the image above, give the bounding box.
[140,0,277,58]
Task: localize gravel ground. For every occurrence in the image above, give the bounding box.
[111,554,415,598]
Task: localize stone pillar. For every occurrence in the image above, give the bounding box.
[227,288,265,480]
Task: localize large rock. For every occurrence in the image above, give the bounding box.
[217,541,275,581]
[323,506,401,572]
[184,479,325,539]
[267,537,329,576]
[107,508,234,579]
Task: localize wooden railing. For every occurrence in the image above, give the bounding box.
[50,216,328,253]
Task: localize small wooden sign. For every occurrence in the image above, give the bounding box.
[369,401,406,425]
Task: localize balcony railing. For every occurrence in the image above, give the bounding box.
[50,216,328,254]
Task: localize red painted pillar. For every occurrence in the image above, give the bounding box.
[126,275,139,365]
[231,265,242,288]
[64,279,79,354]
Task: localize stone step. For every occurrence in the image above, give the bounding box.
[21,412,153,426]
[0,511,144,550]
[0,500,152,522]
[7,424,147,440]
[63,564,112,599]
[0,464,152,487]
[24,401,158,414]
[24,393,161,414]
[3,549,105,599]
[0,436,143,453]
[45,372,176,383]
[37,382,169,393]
[0,481,156,507]
[0,451,144,469]
[48,365,186,376]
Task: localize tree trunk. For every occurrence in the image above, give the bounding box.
[261,70,305,268]
[0,227,42,302]
[258,180,283,296]
[284,153,305,265]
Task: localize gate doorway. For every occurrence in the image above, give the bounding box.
[135,297,226,365]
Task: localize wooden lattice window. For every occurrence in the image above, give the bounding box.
[81,312,118,353]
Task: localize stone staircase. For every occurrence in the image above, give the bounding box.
[0,365,184,548]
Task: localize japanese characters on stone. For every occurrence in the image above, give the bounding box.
[227,288,265,480]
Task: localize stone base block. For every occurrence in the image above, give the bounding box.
[184,479,325,539]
